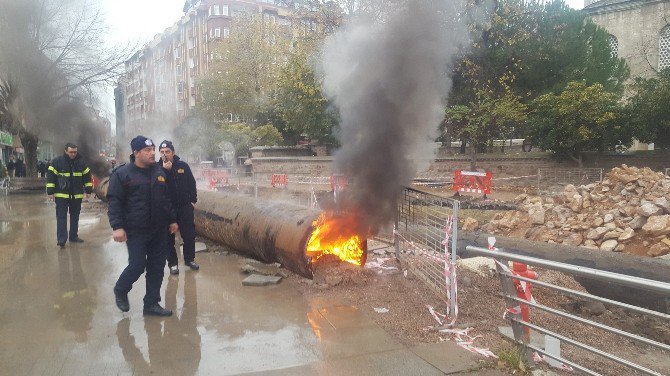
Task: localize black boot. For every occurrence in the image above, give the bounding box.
[115,293,130,312]
[185,261,199,270]
[143,303,173,317]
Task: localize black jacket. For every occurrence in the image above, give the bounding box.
[46,153,93,199]
[158,155,197,207]
[107,157,176,233]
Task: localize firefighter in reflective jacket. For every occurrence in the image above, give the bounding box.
[46,143,93,248]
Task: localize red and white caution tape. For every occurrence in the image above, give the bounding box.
[488,237,536,319]
[441,216,458,326]
[438,327,498,358]
[394,217,458,325]
[533,351,574,371]
[365,257,399,274]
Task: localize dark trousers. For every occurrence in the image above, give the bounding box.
[114,229,168,306]
[167,205,196,266]
[55,198,82,244]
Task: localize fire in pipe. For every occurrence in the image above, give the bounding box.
[95,178,368,278]
[194,191,367,279]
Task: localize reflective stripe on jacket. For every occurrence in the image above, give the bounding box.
[46,154,93,199]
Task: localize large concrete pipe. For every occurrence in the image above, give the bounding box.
[195,190,355,278]
[93,176,110,202]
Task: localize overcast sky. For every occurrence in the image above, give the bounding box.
[98,0,585,129]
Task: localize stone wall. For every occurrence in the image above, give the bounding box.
[251,151,670,184]
[586,1,670,78]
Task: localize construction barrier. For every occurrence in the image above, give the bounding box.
[329,174,349,191]
[271,173,288,188]
[453,170,492,195]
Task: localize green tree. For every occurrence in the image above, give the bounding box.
[198,14,291,124]
[252,124,284,147]
[627,70,670,148]
[450,0,629,107]
[528,81,631,166]
[219,122,283,157]
[445,87,527,168]
[274,38,339,145]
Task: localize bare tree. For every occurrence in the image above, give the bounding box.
[0,0,134,176]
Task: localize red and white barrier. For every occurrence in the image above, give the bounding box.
[453,170,492,195]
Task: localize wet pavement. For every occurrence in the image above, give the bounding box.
[0,194,498,375]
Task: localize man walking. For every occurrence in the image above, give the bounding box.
[46,143,93,248]
[107,136,178,317]
[158,140,199,275]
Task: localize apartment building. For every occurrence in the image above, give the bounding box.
[121,0,312,139]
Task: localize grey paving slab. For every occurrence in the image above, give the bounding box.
[246,349,445,376]
[411,341,486,374]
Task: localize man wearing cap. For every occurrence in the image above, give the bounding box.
[107,136,178,317]
[158,140,199,275]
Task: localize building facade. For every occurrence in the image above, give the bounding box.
[121,0,311,140]
[584,0,670,78]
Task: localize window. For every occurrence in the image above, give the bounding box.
[660,25,670,71]
[214,27,221,38]
[209,5,220,16]
[222,5,229,16]
[223,27,230,38]
[608,34,618,59]
[174,48,181,59]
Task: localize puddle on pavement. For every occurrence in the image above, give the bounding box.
[77,217,100,228]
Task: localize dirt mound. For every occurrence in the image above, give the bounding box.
[483,165,670,258]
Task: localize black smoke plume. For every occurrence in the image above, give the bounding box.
[320,0,472,231]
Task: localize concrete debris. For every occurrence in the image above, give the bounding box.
[240,260,289,277]
[458,257,496,276]
[462,217,480,231]
[242,274,283,286]
[483,165,670,258]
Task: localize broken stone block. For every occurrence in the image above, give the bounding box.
[528,204,546,225]
[642,215,670,236]
[638,202,663,217]
[242,274,282,286]
[628,216,647,230]
[618,228,635,242]
[562,233,583,247]
[462,217,480,231]
[600,239,618,252]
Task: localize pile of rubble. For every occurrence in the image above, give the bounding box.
[481,165,670,258]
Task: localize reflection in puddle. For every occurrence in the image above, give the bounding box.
[78,217,100,228]
[0,221,10,234]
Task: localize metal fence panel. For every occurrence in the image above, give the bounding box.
[395,187,459,318]
[466,245,670,376]
[537,168,603,195]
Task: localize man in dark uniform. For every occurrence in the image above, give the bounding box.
[107,136,178,317]
[46,143,93,247]
[158,140,199,275]
[6,155,15,177]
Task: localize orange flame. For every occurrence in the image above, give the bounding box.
[306,212,366,266]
